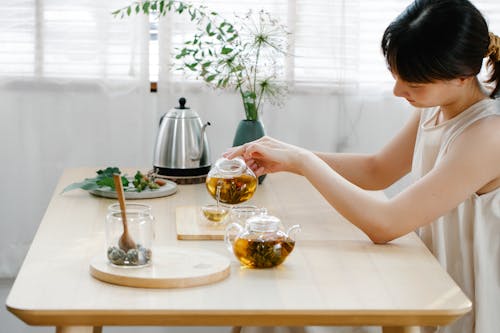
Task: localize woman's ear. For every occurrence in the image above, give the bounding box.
[454,76,474,86]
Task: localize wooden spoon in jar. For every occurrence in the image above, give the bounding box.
[113,174,136,252]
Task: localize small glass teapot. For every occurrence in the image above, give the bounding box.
[225,214,301,268]
[205,157,258,205]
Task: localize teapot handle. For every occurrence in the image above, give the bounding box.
[286,224,301,241]
[224,222,243,254]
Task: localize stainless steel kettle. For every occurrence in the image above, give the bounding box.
[153,97,211,182]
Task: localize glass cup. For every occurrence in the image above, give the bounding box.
[105,203,154,267]
[201,203,230,224]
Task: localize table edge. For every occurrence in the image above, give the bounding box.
[6,305,472,327]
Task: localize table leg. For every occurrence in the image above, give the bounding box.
[382,327,420,333]
[56,327,102,333]
[231,327,242,333]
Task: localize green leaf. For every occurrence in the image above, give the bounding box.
[126,6,131,16]
[206,74,217,82]
[186,62,198,71]
[221,46,233,55]
[142,1,150,14]
[96,167,121,178]
[177,3,185,14]
[227,34,238,42]
[61,167,130,194]
[61,179,95,193]
[96,177,116,188]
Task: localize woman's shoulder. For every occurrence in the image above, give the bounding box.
[453,111,500,152]
[478,97,500,112]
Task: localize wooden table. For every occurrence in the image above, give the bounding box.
[6,168,471,333]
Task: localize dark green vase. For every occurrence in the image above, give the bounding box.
[232,119,266,184]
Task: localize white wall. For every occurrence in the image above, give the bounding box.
[0,85,412,278]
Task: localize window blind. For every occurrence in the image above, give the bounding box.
[1,0,500,88]
[0,0,148,81]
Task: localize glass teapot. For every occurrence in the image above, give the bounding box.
[225,214,301,268]
[205,157,258,205]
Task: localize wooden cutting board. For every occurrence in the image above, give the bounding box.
[89,246,230,288]
[175,205,228,240]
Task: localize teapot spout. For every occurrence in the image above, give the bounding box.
[286,224,301,241]
[190,121,211,161]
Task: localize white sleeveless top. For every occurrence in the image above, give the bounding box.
[413,98,500,333]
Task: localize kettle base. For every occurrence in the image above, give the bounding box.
[152,166,210,185]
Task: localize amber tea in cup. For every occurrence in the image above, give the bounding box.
[201,204,230,223]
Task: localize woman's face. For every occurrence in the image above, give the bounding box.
[391,73,463,108]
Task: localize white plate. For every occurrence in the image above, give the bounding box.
[88,180,177,200]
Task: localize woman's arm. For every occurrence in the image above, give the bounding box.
[225,115,500,244]
[297,116,500,243]
[314,110,420,190]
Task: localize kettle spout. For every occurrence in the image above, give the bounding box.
[191,121,211,161]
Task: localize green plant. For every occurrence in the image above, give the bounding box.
[113,1,290,121]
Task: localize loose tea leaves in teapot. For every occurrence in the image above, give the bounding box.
[233,235,295,268]
[225,213,300,269]
[206,175,257,205]
[205,157,258,205]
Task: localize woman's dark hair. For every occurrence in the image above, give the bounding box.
[381,0,500,98]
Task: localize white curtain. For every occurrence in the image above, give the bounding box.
[154,0,415,168]
[2,0,499,278]
[0,0,151,277]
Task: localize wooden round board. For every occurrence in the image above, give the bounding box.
[88,180,177,200]
[89,247,230,289]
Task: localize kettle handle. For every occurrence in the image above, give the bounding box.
[190,121,211,161]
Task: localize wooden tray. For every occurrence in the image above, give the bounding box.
[89,246,230,288]
[175,206,227,240]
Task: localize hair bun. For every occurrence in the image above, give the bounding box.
[486,32,500,61]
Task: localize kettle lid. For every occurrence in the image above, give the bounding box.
[167,97,200,119]
[176,97,189,109]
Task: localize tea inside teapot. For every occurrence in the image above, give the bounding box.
[225,214,300,268]
[205,157,257,205]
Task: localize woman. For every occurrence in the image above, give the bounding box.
[225,1,500,332]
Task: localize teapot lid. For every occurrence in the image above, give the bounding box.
[214,157,247,177]
[246,214,280,232]
[167,97,200,119]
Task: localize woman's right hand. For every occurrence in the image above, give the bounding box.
[223,136,310,177]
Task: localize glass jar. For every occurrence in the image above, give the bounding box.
[205,157,258,205]
[105,203,154,267]
[225,214,300,268]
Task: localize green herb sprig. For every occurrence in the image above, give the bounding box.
[113,1,290,121]
[61,167,129,193]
